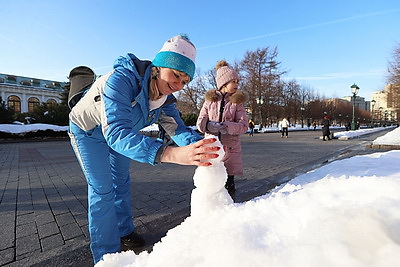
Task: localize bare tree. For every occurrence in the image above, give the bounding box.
[176,69,209,114]
[386,43,400,122]
[240,47,286,125]
[282,79,301,122]
[387,43,400,85]
[205,68,217,89]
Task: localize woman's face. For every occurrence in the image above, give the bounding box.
[222,79,239,94]
[155,68,190,96]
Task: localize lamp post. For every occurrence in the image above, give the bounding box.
[300,106,305,128]
[384,110,388,126]
[379,107,383,126]
[256,97,264,128]
[371,99,376,127]
[350,83,360,130]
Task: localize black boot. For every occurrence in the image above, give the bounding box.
[121,231,145,251]
[225,175,236,201]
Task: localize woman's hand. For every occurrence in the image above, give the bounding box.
[161,138,220,166]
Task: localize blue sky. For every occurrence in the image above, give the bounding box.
[1,0,399,100]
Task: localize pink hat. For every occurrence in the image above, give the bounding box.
[216,60,239,90]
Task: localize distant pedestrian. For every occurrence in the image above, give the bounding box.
[313,122,317,131]
[280,118,290,138]
[346,122,351,131]
[322,115,331,141]
[248,119,255,136]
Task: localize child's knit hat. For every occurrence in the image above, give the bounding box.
[216,60,239,90]
[152,34,196,80]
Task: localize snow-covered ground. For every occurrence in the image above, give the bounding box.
[1,124,399,267]
[373,126,400,146]
[0,123,69,134]
[334,126,397,140]
[0,122,395,141]
[95,126,400,267]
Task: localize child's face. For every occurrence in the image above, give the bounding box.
[222,79,239,94]
[156,68,190,96]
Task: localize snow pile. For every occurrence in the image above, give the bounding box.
[96,148,400,266]
[0,123,68,133]
[372,126,400,146]
[333,126,395,139]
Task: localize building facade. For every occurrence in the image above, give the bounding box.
[0,73,67,113]
[340,95,369,111]
[371,85,399,124]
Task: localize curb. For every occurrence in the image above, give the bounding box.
[367,144,400,150]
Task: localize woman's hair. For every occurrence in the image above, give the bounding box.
[149,67,160,100]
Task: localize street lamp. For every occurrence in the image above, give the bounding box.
[371,99,376,127]
[384,110,388,125]
[300,106,305,128]
[256,97,264,127]
[350,83,360,130]
[379,107,383,126]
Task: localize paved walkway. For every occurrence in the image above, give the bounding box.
[0,128,393,266]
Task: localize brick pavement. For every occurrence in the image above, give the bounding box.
[0,128,393,266]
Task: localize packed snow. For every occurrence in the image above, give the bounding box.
[191,135,234,218]
[372,126,400,146]
[1,124,399,266]
[334,126,397,140]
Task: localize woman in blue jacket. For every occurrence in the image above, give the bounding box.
[68,34,220,263]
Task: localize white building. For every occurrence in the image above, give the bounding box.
[0,73,67,113]
[371,87,398,123]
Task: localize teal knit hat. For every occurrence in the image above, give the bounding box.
[152,34,196,80]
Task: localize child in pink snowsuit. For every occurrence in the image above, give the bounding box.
[196,60,249,201]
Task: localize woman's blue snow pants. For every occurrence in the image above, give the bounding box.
[69,122,135,263]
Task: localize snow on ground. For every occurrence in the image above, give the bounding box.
[372,126,400,145]
[0,123,69,134]
[94,127,400,267]
[333,126,396,139]
[0,122,394,138]
[0,123,183,135]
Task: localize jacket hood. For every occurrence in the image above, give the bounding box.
[113,53,143,77]
[205,89,248,104]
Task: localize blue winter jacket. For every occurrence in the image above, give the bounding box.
[69,53,202,165]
